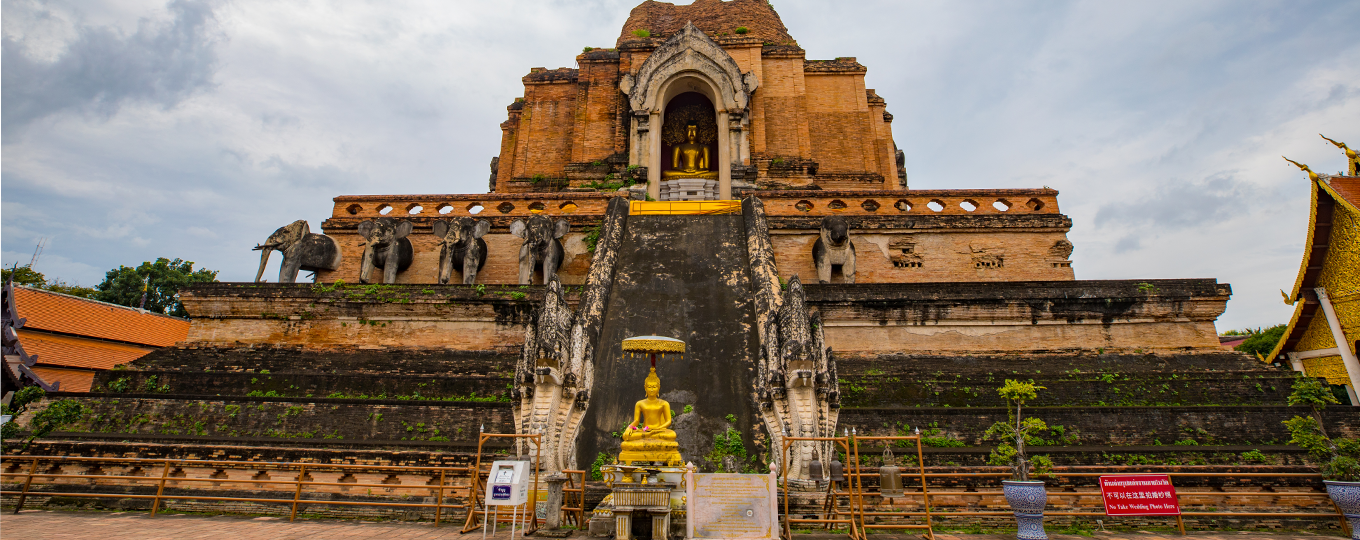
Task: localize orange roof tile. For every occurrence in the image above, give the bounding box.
[14,286,189,347]
[29,367,96,393]
[18,331,155,370]
[1331,177,1360,208]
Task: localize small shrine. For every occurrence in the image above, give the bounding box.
[592,336,692,540]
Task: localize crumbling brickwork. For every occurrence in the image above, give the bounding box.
[494,0,899,191]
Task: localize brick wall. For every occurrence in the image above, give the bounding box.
[179,284,546,350]
[807,280,1230,354]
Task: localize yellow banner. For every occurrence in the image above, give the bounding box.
[629,200,742,215]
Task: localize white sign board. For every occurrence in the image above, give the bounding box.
[485,460,529,506]
[685,464,778,540]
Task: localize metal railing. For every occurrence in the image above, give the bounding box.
[1,455,475,524]
[844,467,1345,535]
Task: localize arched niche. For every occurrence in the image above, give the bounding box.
[621,23,758,200]
[658,92,720,200]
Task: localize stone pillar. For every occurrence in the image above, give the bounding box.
[650,510,671,540]
[545,474,567,529]
[615,512,632,540]
[648,111,662,201]
[718,110,731,200]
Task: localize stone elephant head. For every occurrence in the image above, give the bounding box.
[357,217,414,284]
[509,215,569,285]
[432,217,490,285]
[812,215,855,284]
[253,220,342,283]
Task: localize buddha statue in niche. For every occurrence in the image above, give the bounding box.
[617,367,683,465]
[662,124,719,180]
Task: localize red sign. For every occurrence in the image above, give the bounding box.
[1099,474,1180,515]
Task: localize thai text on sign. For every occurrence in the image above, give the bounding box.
[1099,474,1180,516]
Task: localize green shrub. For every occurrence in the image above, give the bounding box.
[631,29,651,38]
[735,26,749,34]
[590,451,612,480]
[583,224,602,253]
[1240,449,1269,464]
[1283,377,1360,481]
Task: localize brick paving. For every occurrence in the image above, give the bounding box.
[0,510,1348,540]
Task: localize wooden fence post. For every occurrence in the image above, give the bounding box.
[151,461,171,516]
[290,465,307,522]
[435,470,447,526]
[13,459,39,514]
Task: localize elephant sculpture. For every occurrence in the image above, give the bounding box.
[432,217,490,285]
[357,217,414,284]
[509,215,569,285]
[253,220,343,283]
[813,215,856,284]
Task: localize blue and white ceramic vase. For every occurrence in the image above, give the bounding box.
[1002,480,1048,540]
[1325,480,1360,540]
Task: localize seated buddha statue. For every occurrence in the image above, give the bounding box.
[617,367,683,466]
[661,124,719,180]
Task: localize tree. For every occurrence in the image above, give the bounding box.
[95,258,218,317]
[1282,376,1360,481]
[984,379,1053,480]
[1,265,98,299]
[1236,324,1288,357]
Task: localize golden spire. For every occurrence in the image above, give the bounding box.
[1283,156,1319,181]
[1320,134,1359,176]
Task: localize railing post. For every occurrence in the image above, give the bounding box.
[13,459,39,514]
[915,436,933,540]
[435,469,447,526]
[290,465,306,522]
[151,460,171,516]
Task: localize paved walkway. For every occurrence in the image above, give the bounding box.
[0,510,1347,540]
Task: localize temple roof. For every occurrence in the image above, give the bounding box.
[13,286,189,347]
[617,0,794,47]
[1267,175,1360,362]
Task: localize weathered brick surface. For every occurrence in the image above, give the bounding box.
[22,395,512,446]
[179,284,545,350]
[835,352,1294,407]
[124,344,515,376]
[90,371,511,400]
[314,191,1072,285]
[839,405,1360,446]
[807,280,1230,353]
[494,0,901,191]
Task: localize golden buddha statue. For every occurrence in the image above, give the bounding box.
[662,124,718,180]
[617,367,683,465]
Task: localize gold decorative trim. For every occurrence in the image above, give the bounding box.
[622,336,686,353]
[629,200,741,215]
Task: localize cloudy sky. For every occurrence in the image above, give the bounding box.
[2,0,1357,331]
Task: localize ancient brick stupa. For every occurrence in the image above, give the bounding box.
[8,0,1316,525]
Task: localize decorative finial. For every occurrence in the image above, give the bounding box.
[1283,156,1319,181]
[1321,134,1359,176]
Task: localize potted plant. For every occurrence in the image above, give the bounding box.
[1282,377,1360,539]
[985,379,1054,540]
